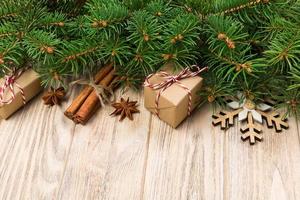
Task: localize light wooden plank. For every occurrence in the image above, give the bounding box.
[57,90,151,200]
[222,114,300,200]
[1,91,300,200]
[143,105,300,200]
[0,94,75,200]
[142,105,226,200]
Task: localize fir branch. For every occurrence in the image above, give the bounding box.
[259,17,298,41]
[206,49,267,81]
[23,30,61,61]
[199,73,236,109]
[146,0,171,21]
[0,0,21,23]
[36,64,70,89]
[0,37,22,71]
[127,10,162,51]
[0,13,18,21]
[271,84,300,118]
[122,0,148,10]
[59,39,103,75]
[85,0,129,39]
[204,15,250,58]
[213,0,270,16]
[62,44,101,63]
[66,15,95,38]
[126,47,161,75]
[0,22,23,39]
[164,13,200,48]
[39,12,67,29]
[289,68,300,90]
[265,31,300,71]
[101,36,132,67]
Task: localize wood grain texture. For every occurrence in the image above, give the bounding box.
[0,90,300,200]
[0,94,75,200]
[57,90,151,200]
[224,116,300,200]
[143,105,227,200]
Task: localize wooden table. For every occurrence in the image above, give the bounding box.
[0,90,300,200]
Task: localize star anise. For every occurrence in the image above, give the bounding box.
[42,87,66,106]
[110,97,140,121]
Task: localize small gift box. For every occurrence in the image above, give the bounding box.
[144,65,206,128]
[0,68,42,119]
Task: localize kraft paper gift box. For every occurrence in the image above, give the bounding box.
[144,69,203,128]
[0,69,43,119]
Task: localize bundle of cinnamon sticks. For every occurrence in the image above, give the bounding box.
[65,63,119,124]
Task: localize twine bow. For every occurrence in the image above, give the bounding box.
[144,65,208,117]
[0,68,27,105]
[69,74,115,106]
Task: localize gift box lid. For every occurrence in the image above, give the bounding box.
[145,70,203,109]
[0,69,40,92]
[0,69,42,119]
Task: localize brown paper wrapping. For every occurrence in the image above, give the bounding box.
[144,69,203,128]
[0,69,42,119]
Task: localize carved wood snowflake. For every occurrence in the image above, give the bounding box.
[212,98,289,145]
[240,112,262,144]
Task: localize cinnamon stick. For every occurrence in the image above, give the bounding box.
[64,63,113,119]
[73,69,116,124]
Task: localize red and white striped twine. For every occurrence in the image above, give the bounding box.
[144,65,208,118]
[0,68,27,106]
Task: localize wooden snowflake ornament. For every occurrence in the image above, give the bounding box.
[240,112,263,144]
[258,110,289,132]
[212,109,242,129]
[212,98,289,145]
